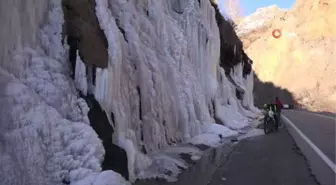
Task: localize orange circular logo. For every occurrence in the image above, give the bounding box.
[272,29,282,39]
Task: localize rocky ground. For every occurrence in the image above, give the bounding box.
[237,0,336,112]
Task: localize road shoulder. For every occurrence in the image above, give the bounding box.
[208,128,319,185]
[283,113,336,185]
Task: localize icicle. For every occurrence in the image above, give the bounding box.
[245,71,261,114]
[94,68,109,107]
[86,65,96,95]
[74,51,88,96]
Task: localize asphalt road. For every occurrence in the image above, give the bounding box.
[134,110,334,185]
[208,128,319,185]
[283,110,335,163]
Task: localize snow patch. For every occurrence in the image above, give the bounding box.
[70,170,130,185]
[238,128,264,140]
[203,123,238,137]
[163,145,203,156]
[136,154,188,182]
[191,155,201,161]
[189,123,238,147]
[189,133,223,147]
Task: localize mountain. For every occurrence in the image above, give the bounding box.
[0,0,262,184]
[237,0,336,112]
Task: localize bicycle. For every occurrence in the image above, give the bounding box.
[263,105,279,134]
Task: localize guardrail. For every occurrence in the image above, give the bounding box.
[282,115,336,185]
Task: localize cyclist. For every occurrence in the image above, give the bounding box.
[263,103,277,133]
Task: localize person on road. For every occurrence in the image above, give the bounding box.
[274,97,283,113]
[274,97,283,128]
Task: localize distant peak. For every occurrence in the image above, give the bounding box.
[254,4,281,13]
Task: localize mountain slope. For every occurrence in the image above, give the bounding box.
[237,0,336,112]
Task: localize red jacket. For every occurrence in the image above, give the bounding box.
[275,99,283,110]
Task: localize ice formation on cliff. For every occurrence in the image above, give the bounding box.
[0,0,261,184]
[0,0,129,185]
[90,0,260,181]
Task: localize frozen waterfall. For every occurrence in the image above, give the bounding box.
[0,0,261,184]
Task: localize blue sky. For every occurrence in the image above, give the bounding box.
[219,0,295,16]
[241,0,295,15]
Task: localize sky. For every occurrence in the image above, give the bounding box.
[218,0,296,17]
[241,0,295,15]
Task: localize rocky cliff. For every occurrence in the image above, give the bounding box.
[0,0,260,184]
[237,0,336,112]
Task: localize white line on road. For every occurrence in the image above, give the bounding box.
[302,112,335,120]
[289,110,336,121]
[282,115,336,174]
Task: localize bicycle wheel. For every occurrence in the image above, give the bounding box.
[264,118,271,134]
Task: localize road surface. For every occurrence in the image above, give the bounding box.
[283,110,335,185]
[284,110,335,163]
[208,128,319,185]
[134,110,334,185]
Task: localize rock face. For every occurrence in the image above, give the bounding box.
[237,0,336,112]
[62,0,109,68]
